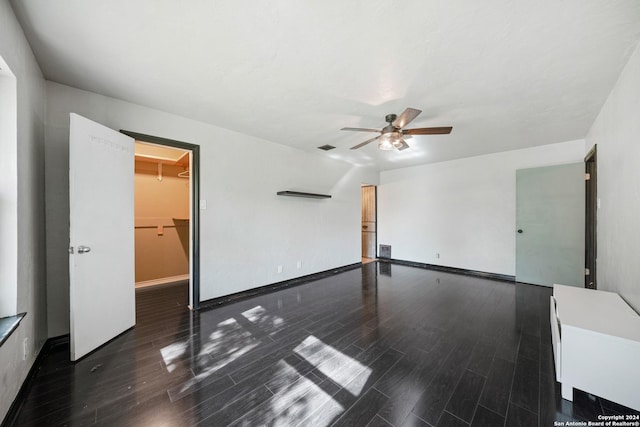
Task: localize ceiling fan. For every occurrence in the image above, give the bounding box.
[341,108,452,151]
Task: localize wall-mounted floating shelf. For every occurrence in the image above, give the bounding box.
[277,191,331,199]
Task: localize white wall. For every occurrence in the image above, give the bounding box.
[586,41,640,312]
[45,82,378,336]
[0,0,47,421]
[378,140,585,276]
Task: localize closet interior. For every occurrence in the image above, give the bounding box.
[134,141,190,288]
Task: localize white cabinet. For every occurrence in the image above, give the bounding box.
[551,284,640,411]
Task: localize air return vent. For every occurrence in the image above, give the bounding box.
[317,144,336,151]
[379,244,391,259]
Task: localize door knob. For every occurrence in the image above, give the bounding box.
[517,229,523,234]
[77,245,91,254]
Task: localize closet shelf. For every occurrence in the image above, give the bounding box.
[135,217,189,228]
[135,153,189,167]
[277,191,331,199]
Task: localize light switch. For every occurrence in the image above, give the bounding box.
[200,199,207,210]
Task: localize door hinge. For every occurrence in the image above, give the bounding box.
[585,268,590,276]
[585,173,591,181]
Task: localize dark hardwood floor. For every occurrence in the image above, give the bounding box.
[10,263,639,426]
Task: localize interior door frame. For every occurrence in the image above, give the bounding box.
[121,130,201,309]
[585,144,597,289]
[361,184,377,259]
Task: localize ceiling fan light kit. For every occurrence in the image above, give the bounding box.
[341,108,452,152]
[378,132,403,150]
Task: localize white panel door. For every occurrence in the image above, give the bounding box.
[69,113,135,361]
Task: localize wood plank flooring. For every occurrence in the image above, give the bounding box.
[10,263,639,426]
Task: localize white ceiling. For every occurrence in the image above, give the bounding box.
[11,0,640,170]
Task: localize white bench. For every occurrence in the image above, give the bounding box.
[550,284,640,411]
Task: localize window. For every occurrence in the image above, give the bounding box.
[0,55,18,318]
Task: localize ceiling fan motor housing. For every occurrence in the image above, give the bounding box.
[381,124,398,135]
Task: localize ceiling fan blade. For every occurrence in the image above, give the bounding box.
[341,127,381,133]
[393,108,422,128]
[350,136,380,150]
[403,126,453,135]
[397,140,410,151]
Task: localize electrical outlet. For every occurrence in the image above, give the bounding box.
[23,337,28,360]
[277,265,283,274]
[296,261,302,269]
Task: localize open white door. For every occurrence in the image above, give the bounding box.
[69,113,135,361]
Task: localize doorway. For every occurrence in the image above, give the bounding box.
[133,141,190,293]
[68,117,202,360]
[122,130,200,309]
[361,185,377,264]
[585,145,597,289]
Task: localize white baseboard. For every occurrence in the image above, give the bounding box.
[135,274,190,289]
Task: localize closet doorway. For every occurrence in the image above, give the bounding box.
[361,185,377,264]
[124,131,200,309]
[585,145,597,289]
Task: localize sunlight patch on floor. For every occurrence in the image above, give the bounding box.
[200,317,259,372]
[176,317,259,392]
[201,317,257,356]
[235,360,343,427]
[160,341,187,373]
[269,365,343,427]
[294,335,371,395]
[241,305,285,334]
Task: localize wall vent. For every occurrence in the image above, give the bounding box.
[379,244,391,259]
[317,144,336,151]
